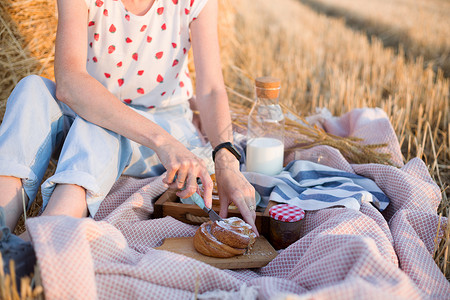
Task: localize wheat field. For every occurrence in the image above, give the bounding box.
[0,0,448,297]
[299,0,450,77]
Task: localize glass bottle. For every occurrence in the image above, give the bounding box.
[246,77,285,175]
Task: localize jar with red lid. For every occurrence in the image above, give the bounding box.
[269,204,305,250]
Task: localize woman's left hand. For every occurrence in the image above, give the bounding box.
[214,150,259,236]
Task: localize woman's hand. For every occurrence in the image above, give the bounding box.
[157,138,213,207]
[214,150,259,236]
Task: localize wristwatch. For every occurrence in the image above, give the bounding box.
[212,142,241,162]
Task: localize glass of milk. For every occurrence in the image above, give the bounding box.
[246,77,285,176]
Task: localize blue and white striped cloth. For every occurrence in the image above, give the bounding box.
[244,160,390,211]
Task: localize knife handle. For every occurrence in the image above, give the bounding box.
[186,191,206,209]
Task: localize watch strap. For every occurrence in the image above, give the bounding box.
[212,142,241,162]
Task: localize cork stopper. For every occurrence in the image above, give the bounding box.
[255,77,281,99]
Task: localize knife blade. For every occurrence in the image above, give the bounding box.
[173,174,223,222]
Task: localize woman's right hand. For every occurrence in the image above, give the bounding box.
[156,139,213,208]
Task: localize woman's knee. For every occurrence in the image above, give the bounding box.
[17,75,56,97]
[7,75,58,111]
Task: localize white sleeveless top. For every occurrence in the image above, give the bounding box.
[84,0,208,108]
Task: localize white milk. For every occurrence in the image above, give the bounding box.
[246,137,284,175]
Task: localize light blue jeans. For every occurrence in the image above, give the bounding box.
[0,75,205,216]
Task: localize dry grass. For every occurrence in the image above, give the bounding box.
[0,0,448,294]
[0,0,56,122]
[299,0,450,77]
[0,254,44,300]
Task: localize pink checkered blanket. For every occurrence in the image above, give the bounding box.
[27,108,449,299]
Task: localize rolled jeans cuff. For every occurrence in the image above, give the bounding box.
[41,170,102,216]
[0,159,39,209]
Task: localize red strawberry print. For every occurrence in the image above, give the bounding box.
[93,56,98,63]
[118,78,124,86]
[192,17,197,21]
[157,7,164,15]
[187,90,190,96]
[185,8,190,14]
[88,21,95,26]
[155,51,163,59]
[172,90,175,95]
[185,71,190,78]
[140,25,147,32]
[175,73,179,78]
[103,9,108,16]
[137,87,145,94]
[124,99,132,104]
[172,59,179,67]
[95,0,103,7]
[172,0,178,4]
[161,92,166,96]
[108,45,116,54]
[117,61,122,67]
[172,43,177,48]
[190,0,194,6]
[89,42,92,48]
[179,81,184,87]
[137,70,144,76]
[183,48,187,54]
[94,33,99,41]
[147,36,152,43]
[104,73,111,78]
[132,53,138,61]
[157,74,164,83]
[125,14,130,21]
[161,23,166,30]
[109,24,116,33]
[148,105,155,109]
[126,37,132,43]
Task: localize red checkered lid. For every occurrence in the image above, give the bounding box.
[269,204,305,222]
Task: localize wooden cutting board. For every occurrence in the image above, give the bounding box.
[155,236,278,269]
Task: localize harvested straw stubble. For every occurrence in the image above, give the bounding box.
[299,0,450,77]
[0,0,56,122]
[0,253,44,300]
[4,0,56,79]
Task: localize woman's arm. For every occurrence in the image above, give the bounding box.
[54,0,213,202]
[190,0,258,234]
[55,0,168,152]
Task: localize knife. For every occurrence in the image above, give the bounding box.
[173,174,223,222]
[188,192,223,222]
